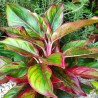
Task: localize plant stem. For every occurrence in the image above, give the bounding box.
[46,42,52,56]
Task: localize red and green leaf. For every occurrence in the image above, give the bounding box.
[6,75,27,83]
[0,61,27,77]
[52,69,86,96]
[40,52,66,69]
[64,47,98,58]
[27,64,56,97]
[4,26,30,38]
[51,17,98,42]
[4,83,26,98]
[1,38,39,56]
[33,13,47,32]
[6,4,45,39]
[44,3,64,32]
[67,66,98,79]
[62,40,88,51]
[18,87,36,98]
[51,75,62,83]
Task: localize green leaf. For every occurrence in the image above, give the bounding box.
[91,81,98,90]
[9,68,27,78]
[78,61,98,68]
[44,3,64,32]
[33,13,47,32]
[13,53,26,62]
[40,52,65,68]
[5,45,32,57]
[1,38,39,56]
[62,40,88,51]
[81,83,93,93]
[6,4,44,38]
[51,17,98,42]
[33,40,45,50]
[28,64,56,97]
[56,90,73,98]
[64,47,98,58]
[4,83,26,98]
[0,61,27,77]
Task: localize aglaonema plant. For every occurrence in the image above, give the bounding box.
[1,3,98,98]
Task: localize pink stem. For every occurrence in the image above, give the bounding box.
[46,42,52,56]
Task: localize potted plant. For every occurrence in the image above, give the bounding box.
[0,3,98,98]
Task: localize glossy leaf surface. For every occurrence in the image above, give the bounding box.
[62,40,88,51]
[28,64,56,97]
[7,4,44,38]
[4,26,30,38]
[1,38,38,56]
[44,3,64,32]
[67,66,98,79]
[52,69,86,96]
[52,17,98,42]
[64,47,98,57]
[0,61,27,77]
[40,52,65,68]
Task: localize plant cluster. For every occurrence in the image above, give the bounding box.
[0,3,98,98]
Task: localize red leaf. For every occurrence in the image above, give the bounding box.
[52,71,86,96]
[67,66,98,79]
[54,82,74,94]
[6,75,28,83]
[51,75,62,83]
[64,71,86,96]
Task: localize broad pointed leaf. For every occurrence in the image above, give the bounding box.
[67,66,98,79]
[44,3,64,32]
[4,26,30,38]
[4,83,26,98]
[28,64,56,97]
[18,88,36,98]
[40,52,66,68]
[0,61,27,77]
[1,38,39,56]
[7,4,45,39]
[5,45,32,57]
[64,47,98,58]
[53,68,86,96]
[62,40,88,51]
[51,17,98,42]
